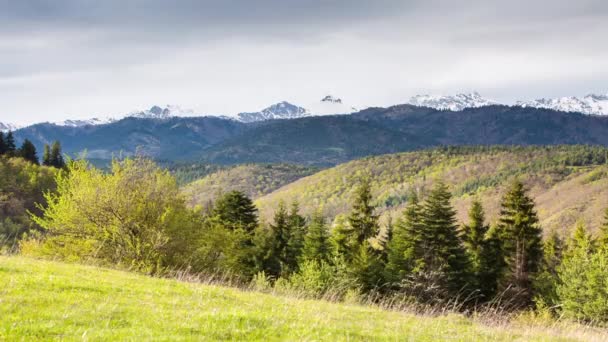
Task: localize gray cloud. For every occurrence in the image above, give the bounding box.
[0,0,607,124]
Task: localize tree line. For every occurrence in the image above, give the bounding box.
[17,157,608,323]
[0,131,65,168]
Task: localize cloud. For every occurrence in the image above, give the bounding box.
[0,0,607,124]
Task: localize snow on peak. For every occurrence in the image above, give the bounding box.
[127,105,195,120]
[52,105,196,127]
[516,93,608,115]
[237,101,310,123]
[305,95,358,116]
[0,122,20,132]
[408,92,498,111]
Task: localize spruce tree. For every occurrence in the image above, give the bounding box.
[19,139,38,164]
[50,141,65,168]
[268,201,290,277]
[212,191,259,233]
[385,192,423,284]
[300,208,331,264]
[496,180,543,306]
[419,182,471,295]
[556,222,608,321]
[534,230,563,307]
[285,201,306,272]
[5,131,16,156]
[462,200,489,275]
[0,132,6,155]
[598,207,608,247]
[348,177,380,247]
[477,225,505,299]
[330,214,352,259]
[42,144,52,166]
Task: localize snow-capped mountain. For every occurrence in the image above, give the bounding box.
[237,102,310,123]
[236,96,358,123]
[408,92,498,111]
[306,95,358,115]
[53,105,196,127]
[516,94,608,115]
[0,122,20,132]
[128,105,195,120]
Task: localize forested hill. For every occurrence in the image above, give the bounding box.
[13,105,608,165]
[251,146,608,234]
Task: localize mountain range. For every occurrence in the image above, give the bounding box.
[11,101,608,166]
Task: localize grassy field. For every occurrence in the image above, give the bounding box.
[1,256,605,341]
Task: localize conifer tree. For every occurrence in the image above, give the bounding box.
[385,192,423,284]
[0,132,6,155]
[285,201,306,272]
[19,139,38,164]
[462,200,489,274]
[300,208,331,264]
[5,131,16,156]
[496,180,543,305]
[268,201,290,277]
[418,182,471,294]
[348,177,380,247]
[477,225,504,299]
[534,230,563,306]
[556,222,608,321]
[212,191,259,233]
[598,207,608,247]
[42,144,52,166]
[50,141,65,168]
[330,214,352,259]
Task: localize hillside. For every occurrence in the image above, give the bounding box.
[1,256,603,341]
[183,164,319,207]
[253,146,608,235]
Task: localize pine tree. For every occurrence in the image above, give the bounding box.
[265,201,290,277]
[462,200,489,274]
[5,131,16,156]
[418,182,471,294]
[50,141,65,168]
[285,201,306,272]
[19,139,38,164]
[556,222,608,321]
[0,132,6,155]
[478,225,504,299]
[496,180,543,306]
[42,144,51,166]
[385,192,423,284]
[300,208,331,264]
[534,230,563,307]
[348,177,380,247]
[598,207,608,247]
[212,191,259,233]
[330,214,352,259]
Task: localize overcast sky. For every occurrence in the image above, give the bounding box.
[1,0,607,124]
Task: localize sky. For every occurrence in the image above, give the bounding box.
[1,0,607,125]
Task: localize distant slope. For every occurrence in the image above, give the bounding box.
[182,164,319,207]
[199,115,421,166]
[14,116,245,161]
[200,105,608,165]
[254,146,608,235]
[1,256,600,340]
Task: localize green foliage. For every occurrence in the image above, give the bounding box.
[211,190,259,233]
[183,163,318,206]
[556,223,608,322]
[300,208,332,264]
[534,230,563,308]
[0,156,57,251]
[385,192,422,284]
[18,139,38,165]
[29,158,200,274]
[417,182,471,296]
[348,177,380,247]
[497,180,543,306]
